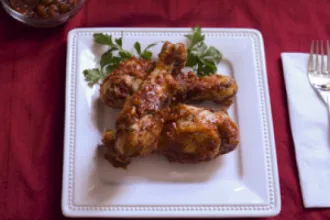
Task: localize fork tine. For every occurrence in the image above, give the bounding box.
[308,40,314,72]
[321,40,325,73]
[316,40,319,73]
[327,40,330,73]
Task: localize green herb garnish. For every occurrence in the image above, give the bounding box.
[83,34,133,85]
[83,34,160,85]
[83,68,104,86]
[185,26,222,76]
[134,42,158,60]
[83,27,223,85]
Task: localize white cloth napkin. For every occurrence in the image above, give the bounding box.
[281,53,330,208]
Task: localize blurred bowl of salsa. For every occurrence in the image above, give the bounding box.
[1,0,85,27]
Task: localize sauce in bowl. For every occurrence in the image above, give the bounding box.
[10,0,78,18]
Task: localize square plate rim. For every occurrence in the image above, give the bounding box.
[61,27,281,218]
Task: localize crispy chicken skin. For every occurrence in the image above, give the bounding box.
[174,71,238,109]
[100,62,238,109]
[101,43,239,168]
[106,42,187,167]
[158,104,239,163]
[103,130,131,168]
[103,103,239,167]
[99,57,155,108]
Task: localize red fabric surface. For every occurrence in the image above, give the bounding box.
[0,0,330,219]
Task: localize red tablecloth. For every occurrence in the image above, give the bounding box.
[1,0,330,219]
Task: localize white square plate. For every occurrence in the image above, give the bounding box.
[62,28,281,218]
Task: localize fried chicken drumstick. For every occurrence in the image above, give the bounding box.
[105,42,187,167]
[99,58,155,108]
[101,43,239,169]
[103,103,239,167]
[174,71,237,109]
[99,59,238,110]
[158,104,239,163]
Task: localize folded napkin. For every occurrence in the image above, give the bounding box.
[282,53,330,208]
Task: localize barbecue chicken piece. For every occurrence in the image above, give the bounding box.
[102,103,239,168]
[99,57,155,108]
[102,130,131,168]
[106,41,187,168]
[100,67,238,110]
[158,104,239,163]
[174,72,238,109]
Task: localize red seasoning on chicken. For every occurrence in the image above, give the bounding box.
[99,57,155,108]
[173,71,238,109]
[100,41,240,169]
[100,67,238,110]
[158,104,239,163]
[103,103,240,168]
[105,42,187,167]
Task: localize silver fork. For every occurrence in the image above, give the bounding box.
[308,40,330,108]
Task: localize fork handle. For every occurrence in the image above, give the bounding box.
[327,95,330,114]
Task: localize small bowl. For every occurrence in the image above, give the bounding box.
[1,0,85,28]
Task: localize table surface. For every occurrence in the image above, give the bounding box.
[0,0,330,219]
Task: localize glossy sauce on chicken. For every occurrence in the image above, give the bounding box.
[112,42,187,165]
[100,62,238,110]
[101,43,240,168]
[100,57,154,108]
[158,104,239,163]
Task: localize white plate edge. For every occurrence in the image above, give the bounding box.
[61,27,281,218]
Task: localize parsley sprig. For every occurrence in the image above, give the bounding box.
[185,26,222,76]
[134,42,158,60]
[83,34,158,85]
[83,27,223,85]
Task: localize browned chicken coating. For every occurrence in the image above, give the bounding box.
[105,41,187,168]
[99,57,155,108]
[103,103,239,168]
[100,43,239,168]
[99,60,238,110]
[174,71,238,109]
[158,104,239,163]
[103,130,131,168]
